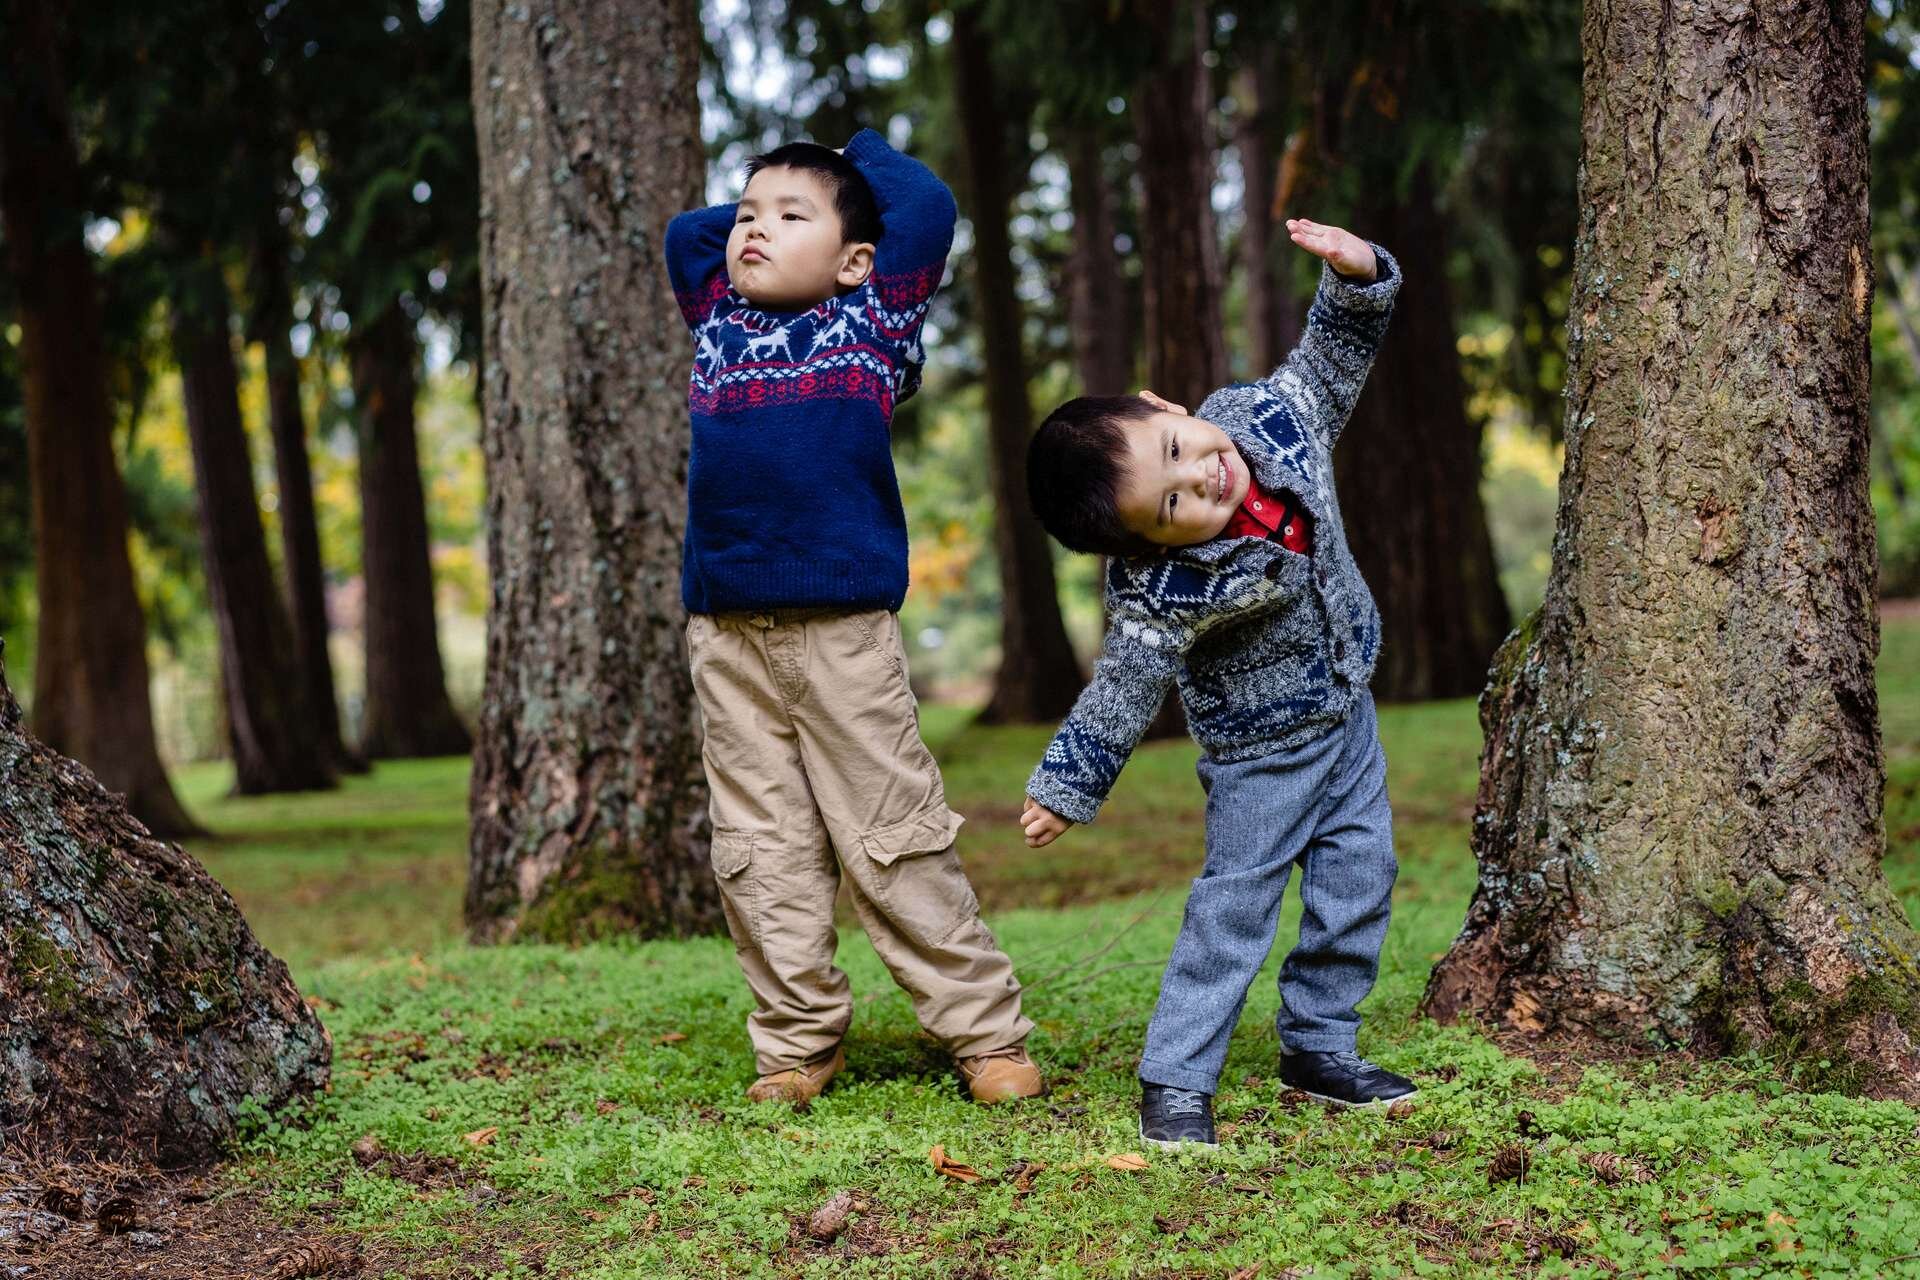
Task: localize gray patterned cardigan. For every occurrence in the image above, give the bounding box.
[1024,245,1401,825]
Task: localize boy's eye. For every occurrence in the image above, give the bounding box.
[1168,494,1179,517]
[1170,441,1181,461]
[736,214,753,223]
[782,213,805,221]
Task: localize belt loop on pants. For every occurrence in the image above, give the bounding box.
[747,613,775,629]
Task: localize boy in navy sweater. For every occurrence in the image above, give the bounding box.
[1020,220,1416,1147]
[666,132,1040,1106]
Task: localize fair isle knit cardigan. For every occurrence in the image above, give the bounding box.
[664,130,955,615]
[1025,246,1402,825]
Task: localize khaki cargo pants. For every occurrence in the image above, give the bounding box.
[686,608,1032,1074]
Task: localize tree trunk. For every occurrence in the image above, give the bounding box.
[0,641,329,1164]
[953,8,1085,725]
[171,260,336,796]
[1335,166,1511,701]
[1064,126,1133,396]
[252,232,361,775]
[466,0,721,943]
[1424,0,1920,1094]
[0,0,201,838]
[350,301,471,760]
[1132,0,1228,410]
[1233,57,1288,377]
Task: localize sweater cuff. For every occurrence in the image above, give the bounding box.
[1025,770,1104,826]
[1317,242,1400,311]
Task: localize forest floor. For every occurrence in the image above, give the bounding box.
[14,624,1920,1278]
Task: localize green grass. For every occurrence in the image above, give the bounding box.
[178,621,1920,1277]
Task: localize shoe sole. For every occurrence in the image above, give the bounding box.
[1138,1116,1219,1151]
[1286,1085,1419,1111]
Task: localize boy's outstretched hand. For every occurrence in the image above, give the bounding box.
[1021,796,1074,848]
[1286,218,1377,280]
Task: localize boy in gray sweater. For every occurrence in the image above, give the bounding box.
[1020,219,1416,1147]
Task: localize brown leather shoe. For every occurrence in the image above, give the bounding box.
[746,1045,845,1105]
[957,1044,1044,1103]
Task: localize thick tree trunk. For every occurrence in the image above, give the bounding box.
[466,0,721,943]
[1335,167,1511,701]
[953,9,1085,725]
[1233,57,1288,377]
[171,260,336,796]
[253,233,361,775]
[351,302,471,760]
[0,642,329,1164]
[1132,0,1228,410]
[1064,126,1133,397]
[0,0,201,837]
[1424,0,1920,1094]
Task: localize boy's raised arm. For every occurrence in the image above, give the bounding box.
[844,129,955,407]
[664,203,737,330]
[843,128,958,310]
[1257,240,1401,449]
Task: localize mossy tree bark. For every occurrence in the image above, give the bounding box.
[0,641,329,1164]
[1064,125,1134,398]
[465,0,722,943]
[0,0,201,838]
[351,301,472,760]
[1424,0,1920,1095]
[952,7,1085,726]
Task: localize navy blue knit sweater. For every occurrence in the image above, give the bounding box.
[665,130,956,614]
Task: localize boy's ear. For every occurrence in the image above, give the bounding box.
[837,241,875,289]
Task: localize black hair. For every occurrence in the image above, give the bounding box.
[743,141,884,246]
[1026,395,1162,557]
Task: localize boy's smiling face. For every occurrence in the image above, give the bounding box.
[727,165,874,311]
[1113,411,1254,547]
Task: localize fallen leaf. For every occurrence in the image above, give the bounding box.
[1228,1266,1262,1280]
[1105,1152,1150,1172]
[929,1145,982,1183]
[463,1126,500,1147]
[655,1032,688,1045]
[1008,1160,1046,1194]
[595,1099,620,1115]
[1153,1213,1188,1234]
[683,1175,707,1189]
[350,1133,384,1164]
[1387,1098,1417,1120]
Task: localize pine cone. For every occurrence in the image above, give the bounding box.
[1583,1151,1652,1185]
[1487,1144,1532,1184]
[269,1241,357,1278]
[40,1185,84,1220]
[95,1195,137,1234]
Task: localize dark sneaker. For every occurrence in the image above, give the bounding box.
[1280,1050,1417,1108]
[1138,1084,1217,1148]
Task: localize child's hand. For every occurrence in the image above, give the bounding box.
[1286,218,1377,280]
[1021,797,1074,848]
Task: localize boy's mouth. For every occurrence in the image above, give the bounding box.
[1217,455,1230,504]
[740,247,768,263]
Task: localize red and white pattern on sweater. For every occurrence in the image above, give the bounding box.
[685,273,934,419]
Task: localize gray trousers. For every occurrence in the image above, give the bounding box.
[1139,689,1397,1094]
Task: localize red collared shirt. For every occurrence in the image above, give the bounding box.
[1221,474,1312,553]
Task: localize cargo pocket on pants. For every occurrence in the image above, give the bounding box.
[859,801,976,949]
[709,829,761,951]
